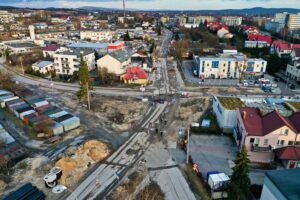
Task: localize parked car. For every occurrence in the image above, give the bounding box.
[274,78,281,82]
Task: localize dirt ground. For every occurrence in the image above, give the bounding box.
[59,92,148,133]
[0,139,111,199]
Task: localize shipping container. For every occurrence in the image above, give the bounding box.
[29,115,49,127]
[0,96,19,108]
[60,117,80,132]
[32,101,49,108]
[24,95,40,102]
[49,111,68,119]
[0,131,15,144]
[53,122,64,135]
[20,110,36,120]
[23,113,39,125]
[35,104,50,113]
[26,98,45,105]
[54,114,73,123]
[43,108,62,116]
[15,106,32,114]
[0,94,14,101]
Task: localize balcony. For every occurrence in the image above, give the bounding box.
[251,144,272,153]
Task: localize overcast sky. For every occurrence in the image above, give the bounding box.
[1,0,300,10]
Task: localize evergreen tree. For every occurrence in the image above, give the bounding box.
[77,54,91,100]
[123,30,130,41]
[228,145,251,200]
[174,32,180,41]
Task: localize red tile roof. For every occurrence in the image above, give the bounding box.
[43,44,60,52]
[289,112,300,132]
[275,146,300,161]
[123,67,148,81]
[248,34,272,44]
[240,108,299,136]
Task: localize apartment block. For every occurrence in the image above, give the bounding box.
[221,16,243,26]
[80,30,113,42]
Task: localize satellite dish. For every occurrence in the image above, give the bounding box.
[52,185,67,194]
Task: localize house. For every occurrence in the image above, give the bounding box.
[43,44,61,58]
[97,50,131,76]
[245,40,269,48]
[260,168,300,200]
[80,30,113,42]
[271,40,300,57]
[67,42,108,57]
[212,96,244,132]
[32,61,54,74]
[274,146,300,168]
[286,48,300,81]
[193,52,267,79]
[217,28,233,39]
[53,49,95,77]
[247,34,272,46]
[234,107,300,163]
[108,41,125,52]
[221,16,243,26]
[120,66,149,85]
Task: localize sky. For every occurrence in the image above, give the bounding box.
[0,0,300,10]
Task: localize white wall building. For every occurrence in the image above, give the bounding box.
[221,16,243,26]
[287,13,300,32]
[29,25,35,40]
[53,49,95,76]
[0,11,15,23]
[80,30,113,42]
[32,61,54,74]
[212,96,244,132]
[193,52,267,79]
[245,41,269,48]
[286,48,300,81]
[274,12,288,24]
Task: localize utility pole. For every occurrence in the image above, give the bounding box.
[186,127,190,164]
[19,56,24,75]
[86,82,91,111]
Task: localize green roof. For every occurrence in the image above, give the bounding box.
[218,96,244,110]
[109,50,131,63]
[266,168,300,200]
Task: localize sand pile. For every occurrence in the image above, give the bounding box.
[56,140,111,187]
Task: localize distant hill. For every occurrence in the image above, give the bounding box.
[78,6,119,11]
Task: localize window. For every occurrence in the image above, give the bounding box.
[283,129,289,135]
[277,140,285,146]
[250,138,255,143]
[296,142,300,146]
[263,139,268,146]
[288,141,295,145]
[254,138,260,146]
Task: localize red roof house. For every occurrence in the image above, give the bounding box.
[275,146,300,168]
[122,67,149,85]
[43,44,60,52]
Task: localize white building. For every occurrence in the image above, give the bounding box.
[118,16,135,24]
[212,96,244,132]
[221,16,243,26]
[97,50,131,76]
[193,52,267,79]
[32,61,54,74]
[245,40,269,48]
[217,28,233,39]
[29,25,35,40]
[53,49,95,76]
[80,30,113,42]
[0,11,15,23]
[274,12,288,24]
[286,48,300,81]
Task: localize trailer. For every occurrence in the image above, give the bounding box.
[0,96,19,108]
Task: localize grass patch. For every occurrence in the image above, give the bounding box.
[182,164,211,200]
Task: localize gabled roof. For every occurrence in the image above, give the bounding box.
[240,107,299,136]
[108,50,131,63]
[43,44,60,52]
[275,146,300,161]
[123,67,148,80]
[293,48,300,57]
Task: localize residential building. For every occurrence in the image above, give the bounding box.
[212,96,244,132]
[160,16,169,24]
[3,42,39,54]
[53,49,95,76]
[29,25,35,40]
[67,42,108,56]
[287,13,300,32]
[43,44,61,58]
[286,48,300,81]
[247,34,272,46]
[221,16,243,26]
[118,16,135,24]
[265,21,283,33]
[97,50,131,76]
[245,41,268,48]
[261,168,300,200]
[217,28,233,39]
[274,146,300,169]
[80,30,113,42]
[274,12,288,24]
[108,41,125,52]
[194,16,216,25]
[120,66,149,85]
[234,107,300,163]
[32,61,54,74]
[193,52,267,79]
[0,11,15,23]
[270,40,300,57]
